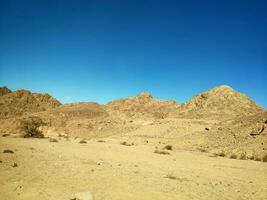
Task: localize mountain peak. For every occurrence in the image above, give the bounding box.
[181,85,263,118]
[136,92,153,99]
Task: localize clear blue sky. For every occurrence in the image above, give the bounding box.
[0,0,266,108]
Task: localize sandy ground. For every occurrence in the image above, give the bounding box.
[0,137,267,200]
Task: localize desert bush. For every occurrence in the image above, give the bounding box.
[165,172,177,180]
[163,145,172,150]
[254,157,262,161]
[79,139,87,144]
[218,151,226,157]
[120,141,134,146]
[97,140,106,143]
[49,138,58,143]
[154,149,170,155]
[153,112,168,119]
[197,147,207,152]
[3,149,14,154]
[20,116,45,138]
[229,154,237,159]
[248,155,254,160]
[262,154,267,162]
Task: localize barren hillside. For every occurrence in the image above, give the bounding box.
[178,85,263,119]
[0,88,61,118]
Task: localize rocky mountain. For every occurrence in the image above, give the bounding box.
[178,85,263,119]
[106,92,180,118]
[0,88,61,118]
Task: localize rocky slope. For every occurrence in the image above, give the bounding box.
[0,88,61,118]
[178,85,263,119]
[106,92,180,118]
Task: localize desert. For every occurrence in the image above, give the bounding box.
[0,85,266,200]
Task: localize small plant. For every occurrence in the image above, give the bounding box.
[120,141,134,146]
[230,154,237,159]
[262,154,267,162]
[154,149,170,155]
[163,145,172,150]
[20,116,45,138]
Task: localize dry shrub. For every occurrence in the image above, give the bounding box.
[239,153,247,160]
[165,172,177,180]
[20,116,45,138]
[153,112,168,119]
[197,147,207,152]
[230,154,237,159]
[120,141,134,146]
[154,149,170,155]
[79,139,87,144]
[3,149,14,154]
[254,157,262,161]
[163,145,173,150]
[262,154,267,162]
[49,138,58,143]
[97,140,106,143]
[218,151,226,157]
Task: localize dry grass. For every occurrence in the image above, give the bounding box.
[154,149,170,155]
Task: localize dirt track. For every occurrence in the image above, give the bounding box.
[1,137,267,200]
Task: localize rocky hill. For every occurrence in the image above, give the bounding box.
[106,92,180,118]
[0,88,61,118]
[178,85,263,119]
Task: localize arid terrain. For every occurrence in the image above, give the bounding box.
[0,85,266,200]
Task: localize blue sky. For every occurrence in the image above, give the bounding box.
[0,0,266,107]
